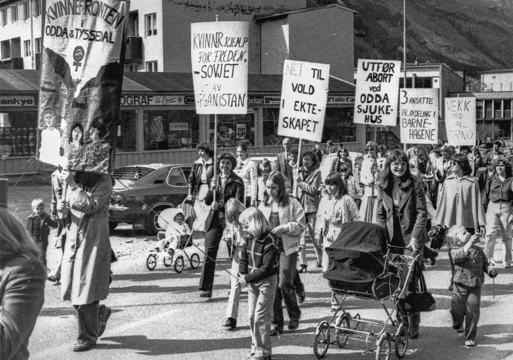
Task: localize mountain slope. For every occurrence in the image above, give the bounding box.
[315,0,513,75]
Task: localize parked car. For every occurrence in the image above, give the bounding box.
[109,163,192,235]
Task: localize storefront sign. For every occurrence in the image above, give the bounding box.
[191,21,249,114]
[327,96,355,104]
[169,123,189,131]
[120,95,185,106]
[0,96,36,106]
[445,97,476,146]
[264,96,281,104]
[399,89,438,144]
[354,59,401,126]
[277,60,330,143]
[38,0,127,173]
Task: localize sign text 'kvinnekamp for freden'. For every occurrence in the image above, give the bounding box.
[191,21,248,115]
[445,97,476,146]
[400,88,439,144]
[277,60,329,143]
[354,59,401,126]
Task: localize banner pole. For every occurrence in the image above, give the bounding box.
[370,126,377,220]
[213,114,217,204]
[295,138,302,197]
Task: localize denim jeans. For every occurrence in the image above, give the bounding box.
[248,275,277,358]
[451,283,481,341]
[35,241,48,268]
[299,212,322,265]
[199,222,223,291]
[226,250,242,320]
[273,253,301,329]
[73,300,99,344]
[484,201,513,266]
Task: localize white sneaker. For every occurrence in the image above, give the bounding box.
[465,340,475,347]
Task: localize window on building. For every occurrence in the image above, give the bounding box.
[262,108,283,146]
[124,64,139,72]
[1,40,11,59]
[128,11,139,37]
[476,100,483,119]
[34,37,41,53]
[494,100,502,119]
[23,40,30,57]
[399,77,413,88]
[1,9,7,25]
[116,110,137,152]
[33,0,40,17]
[143,110,200,150]
[505,100,512,119]
[11,6,18,21]
[484,100,492,118]
[145,61,157,72]
[145,13,156,36]
[22,2,29,19]
[414,76,433,88]
[210,112,255,147]
[0,111,38,157]
[11,37,21,58]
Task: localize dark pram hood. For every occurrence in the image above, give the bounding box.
[323,222,389,285]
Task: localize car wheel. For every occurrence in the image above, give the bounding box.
[145,206,170,235]
[109,222,118,232]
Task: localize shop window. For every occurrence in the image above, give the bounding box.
[0,111,38,157]
[209,112,255,147]
[116,110,137,152]
[262,108,282,146]
[143,110,199,151]
[145,13,156,36]
[11,6,18,21]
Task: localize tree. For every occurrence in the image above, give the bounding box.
[476,122,503,141]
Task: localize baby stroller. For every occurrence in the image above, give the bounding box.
[313,222,420,360]
[146,205,201,273]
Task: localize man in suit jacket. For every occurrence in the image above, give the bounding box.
[272,137,295,191]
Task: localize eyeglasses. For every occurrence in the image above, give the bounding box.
[496,164,506,167]
[366,148,373,152]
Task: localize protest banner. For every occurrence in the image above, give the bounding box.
[38,0,127,174]
[354,59,401,126]
[277,60,330,143]
[445,97,476,146]
[191,21,249,115]
[399,88,439,144]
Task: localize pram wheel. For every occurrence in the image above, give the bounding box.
[146,254,157,271]
[313,321,330,359]
[163,255,173,267]
[335,314,351,348]
[394,323,409,359]
[174,256,184,273]
[376,333,391,360]
[190,253,200,269]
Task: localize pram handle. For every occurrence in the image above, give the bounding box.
[386,244,421,258]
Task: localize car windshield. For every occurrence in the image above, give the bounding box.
[113,166,156,182]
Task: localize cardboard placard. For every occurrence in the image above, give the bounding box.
[277,60,329,142]
[191,21,249,115]
[354,59,401,126]
[445,97,476,146]
[400,89,439,144]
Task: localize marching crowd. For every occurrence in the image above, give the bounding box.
[1,137,511,360]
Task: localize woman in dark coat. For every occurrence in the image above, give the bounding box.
[199,152,245,298]
[375,149,429,340]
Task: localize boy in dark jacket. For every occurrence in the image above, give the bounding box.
[27,198,58,268]
[448,225,498,347]
[238,208,279,360]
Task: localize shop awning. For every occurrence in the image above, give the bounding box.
[0,69,355,94]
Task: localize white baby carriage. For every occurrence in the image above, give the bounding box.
[313,222,420,360]
[146,206,201,273]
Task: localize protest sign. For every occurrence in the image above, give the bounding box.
[445,97,476,146]
[354,59,401,126]
[38,0,127,174]
[399,89,438,144]
[277,60,330,143]
[191,21,248,115]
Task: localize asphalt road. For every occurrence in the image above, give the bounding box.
[27,225,513,360]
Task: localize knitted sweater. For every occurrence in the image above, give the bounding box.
[239,231,279,283]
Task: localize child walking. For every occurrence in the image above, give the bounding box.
[448,225,498,347]
[26,198,58,268]
[237,208,280,360]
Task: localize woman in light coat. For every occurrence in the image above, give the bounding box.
[60,171,113,352]
[234,142,258,207]
[259,171,306,336]
[296,151,323,269]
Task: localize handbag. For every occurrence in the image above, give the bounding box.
[404,262,436,312]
